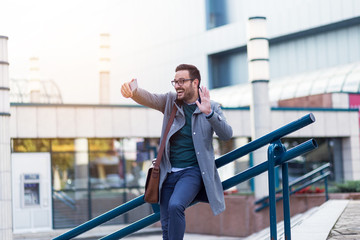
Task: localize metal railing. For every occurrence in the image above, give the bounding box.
[54,113,317,240]
[255,163,331,212]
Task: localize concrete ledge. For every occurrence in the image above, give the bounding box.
[291,200,349,240]
[184,194,329,237]
[184,193,360,237]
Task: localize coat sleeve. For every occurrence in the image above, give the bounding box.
[131,87,168,113]
[207,102,233,140]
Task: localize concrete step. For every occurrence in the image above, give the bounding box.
[244,200,349,240]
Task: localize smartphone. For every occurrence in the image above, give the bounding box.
[129,78,138,91]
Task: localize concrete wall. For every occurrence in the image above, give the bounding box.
[10,104,163,138]
[10,104,359,139]
[184,193,360,237]
[9,104,360,181]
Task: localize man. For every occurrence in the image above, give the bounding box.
[121,64,233,240]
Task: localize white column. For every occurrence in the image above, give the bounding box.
[74,138,89,199]
[247,17,271,199]
[0,35,13,239]
[99,33,111,104]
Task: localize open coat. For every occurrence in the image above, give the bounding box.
[132,87,233,216]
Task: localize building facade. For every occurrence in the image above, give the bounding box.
[9,103,360,231]
[5,0,360,234]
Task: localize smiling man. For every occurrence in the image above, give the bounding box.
[121,64,233,240]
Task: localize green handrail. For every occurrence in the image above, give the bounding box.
[255,163,331,212]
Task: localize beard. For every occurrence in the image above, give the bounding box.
[176,85,196,103]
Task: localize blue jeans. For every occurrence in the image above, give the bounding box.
[160,167,203,240]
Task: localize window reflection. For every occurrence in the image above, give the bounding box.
[10,136,235,228]
[52,152,75,191]
[89,151,122,189]
[12,138,50,152]
[52,139,75,152]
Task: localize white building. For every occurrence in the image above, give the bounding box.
[3,0,360,235]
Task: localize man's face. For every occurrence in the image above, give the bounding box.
[173,70,198,103]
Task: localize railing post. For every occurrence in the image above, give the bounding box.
[268,143,277,240]
[282,162,291,240]
[322,169,329,201]
[321,173,329,201]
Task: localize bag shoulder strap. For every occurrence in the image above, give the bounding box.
[153,104,177,168]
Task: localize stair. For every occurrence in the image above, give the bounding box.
[244,200,349,240]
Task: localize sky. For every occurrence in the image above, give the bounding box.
[2,0,358,104]
[1,0,186,104]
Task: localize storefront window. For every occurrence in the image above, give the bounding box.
[88,138,151,190]
[282,137,340,183]
[88,138,152,225]
[51,139,75,152]
[89,151,122,189]
[88,138,120,189]
[12,138,50,152]
[52,152,75,191]
[89,138,114,151]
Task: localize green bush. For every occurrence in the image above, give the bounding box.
[335,180,360,193]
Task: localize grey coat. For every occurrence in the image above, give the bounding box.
[132,88,233,216]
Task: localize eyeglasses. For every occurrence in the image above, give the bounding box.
[171,78,194,86]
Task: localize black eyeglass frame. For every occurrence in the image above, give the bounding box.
[171,78,195,86]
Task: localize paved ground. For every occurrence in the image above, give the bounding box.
[290,200,349,240]
[14,200,360,240]
[123,233,241,240]
[327,200,360,240]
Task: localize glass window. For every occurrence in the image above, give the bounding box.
[88,138,129,190]
[53,188,89,229]
[282,138,341,184]
[51,139,75,152]
[12,138,50,152]
[52,152,75,190]
[89,138,114,152]
[88,138,152,225]
[12,137,157,228]
[89,151,122,189]
[209,51,248,89]
[90,188,152,226]
[206,0,228,29]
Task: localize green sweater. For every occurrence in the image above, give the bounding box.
[169,103,199,168]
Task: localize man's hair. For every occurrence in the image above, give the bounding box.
[175,64,201,87]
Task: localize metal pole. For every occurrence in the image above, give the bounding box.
[268,144,277,240]
[216,114,315,169]
[324,174,329,201]
[282,163,291,240]
[222,139,317,190]
[100,212,160,240]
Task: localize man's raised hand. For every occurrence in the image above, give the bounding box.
[121,79,135,98]
[196,86,212,115]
